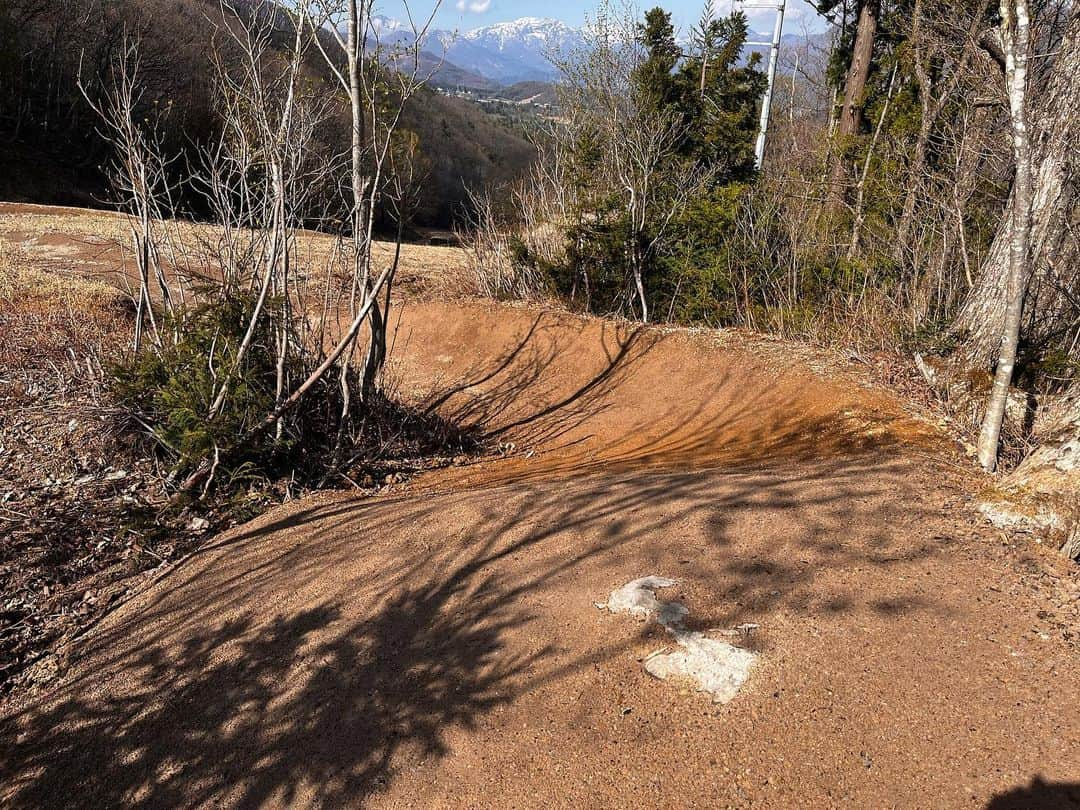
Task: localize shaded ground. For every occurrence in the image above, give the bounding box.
[0,217,478,692]
[1,205,1078,808]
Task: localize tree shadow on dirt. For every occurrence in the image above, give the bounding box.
[1,554,547,807]
[419,312,658,452]
[1,313,963,806]
[404,308,914,486]
[0,444,959,806]
[985,777,1080,808]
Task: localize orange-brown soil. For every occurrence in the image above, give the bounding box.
[1,205,1078,808]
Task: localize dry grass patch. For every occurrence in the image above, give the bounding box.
[0,204,473,299]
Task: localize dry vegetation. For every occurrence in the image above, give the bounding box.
[0,239,161,691]
[0,207,471,298]
[0,208,484,694]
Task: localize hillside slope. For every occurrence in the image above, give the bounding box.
[0,0,535,227]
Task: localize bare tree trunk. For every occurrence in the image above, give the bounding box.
[977,0,1033,472]
[342,0,385,406]
[829,0,878,201]
[306,0,440,422]
[848,64,897,258]
[952,10,1079,368]
[632,245,649,323]
[361,293,385,397]
[836,1,877,140]
[895,78,930,248]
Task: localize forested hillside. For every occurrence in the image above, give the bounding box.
[0,0,535,227]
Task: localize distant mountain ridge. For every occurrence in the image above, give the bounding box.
[370,15,584,87]
[370,15,830,91]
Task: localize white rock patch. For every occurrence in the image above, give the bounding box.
[595,576,688,624]
[597,576,757,704]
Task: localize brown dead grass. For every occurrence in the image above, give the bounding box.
[0,239,157,692]
[0,239,129,391]
[0,203,473,299]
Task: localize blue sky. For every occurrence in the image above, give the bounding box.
[384,1,827,37]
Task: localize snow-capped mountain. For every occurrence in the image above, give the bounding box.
[366,14,823,90]
[461,17,578,51]
[453,17,583,83]
[368,16,585,86]
[368,14,420,45]
[370,14,407,34]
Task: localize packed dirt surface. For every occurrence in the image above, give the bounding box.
[2,205,1079,808]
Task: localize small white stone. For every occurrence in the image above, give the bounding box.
[598,576,758,704]
[598,576,683,620]
[644,633,757,704]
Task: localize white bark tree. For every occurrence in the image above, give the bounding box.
[951,9,1079,368]
[976,0,1034,472]
[306,0,441,401]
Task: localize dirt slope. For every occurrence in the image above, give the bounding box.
[385,300,927,479]
[2,216,1079,807]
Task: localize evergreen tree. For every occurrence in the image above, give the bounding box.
[634,8,681,112]
[536,4,767,322]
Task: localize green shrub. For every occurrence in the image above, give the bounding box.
[111,293,480,496]
[111,294,342,485]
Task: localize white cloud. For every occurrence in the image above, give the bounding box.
[713,0,812,22]
[455,0,491,12]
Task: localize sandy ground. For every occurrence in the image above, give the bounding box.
[1,206,1079,808]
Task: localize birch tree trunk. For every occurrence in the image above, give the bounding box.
[977,0,1033,472]
[951,10,1079,368]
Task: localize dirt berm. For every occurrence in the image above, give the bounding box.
[2,298,1078,808]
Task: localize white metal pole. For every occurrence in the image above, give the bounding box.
[753,0,786,170]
